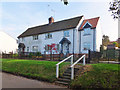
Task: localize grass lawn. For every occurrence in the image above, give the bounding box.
[1,59,69,82]
[70,63,120,88]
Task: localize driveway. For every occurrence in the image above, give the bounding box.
[1,72,68,88]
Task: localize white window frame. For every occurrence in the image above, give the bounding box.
[32,46,38,52]
[22,37,25,41]
[33,35,38,40]
[27,47,29,52]
[84,28,91,35]
[83,42,91,50]
[45,33,52,39]
[64,30,69,37]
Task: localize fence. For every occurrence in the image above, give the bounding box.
[88,49,120,63]
[88,50,101,63]
[2,52,89,62]
[102,49,119,59]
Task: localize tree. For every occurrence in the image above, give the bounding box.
[113,42,119,47]
[109,0,120,19]
[102,35,110,46]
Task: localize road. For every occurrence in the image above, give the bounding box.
[1,72,68,88]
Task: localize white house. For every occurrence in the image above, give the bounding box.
[18,15,102,55]
[0,31,18,54]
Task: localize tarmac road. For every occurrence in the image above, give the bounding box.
[1,72,68,89]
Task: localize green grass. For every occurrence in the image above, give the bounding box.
[70,63,120,88]
[1,59,69,82]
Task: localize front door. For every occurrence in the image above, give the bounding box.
[63,43,69,55]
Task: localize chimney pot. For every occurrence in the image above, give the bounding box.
[49,16,54,24]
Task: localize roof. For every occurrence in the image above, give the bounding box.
[18,16,83,38]
[59,37,71,44]
[79,17,99,30]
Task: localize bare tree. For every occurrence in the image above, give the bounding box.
[109,0,120,19]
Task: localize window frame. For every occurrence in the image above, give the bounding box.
[45,33,52,39]
[27,47,29,52]
[83,42,91,50]
[33,35,38,40]
[32,46,38,52]
[83,28,91,36]
[64,30,69,37]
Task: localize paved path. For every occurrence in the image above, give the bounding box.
[99,61,120,64]
[2,72,68,88]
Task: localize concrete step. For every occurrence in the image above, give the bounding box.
[55,81,69,85]
[63,73,71,77]
[65,68,79,72]
[57,78,71,82]
[60,75,71,79]
[55,67,80,86]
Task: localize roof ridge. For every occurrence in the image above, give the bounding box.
[28,15,84,29]
[85,17,100,20]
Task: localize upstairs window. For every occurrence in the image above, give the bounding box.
[83,42,91,50]
[84,28,91,35]
[64,31,69,37]
[22,37,25,41]
[33,35,38,40]
[45,33,52,39]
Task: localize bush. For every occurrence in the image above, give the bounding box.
[29,53,34,58]
[12,53,18,58]
[35,52,41,56]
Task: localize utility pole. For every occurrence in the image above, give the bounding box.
[118,1,120,62]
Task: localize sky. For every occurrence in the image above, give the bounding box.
[0,0,118,41]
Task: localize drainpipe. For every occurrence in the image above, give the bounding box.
[73,29,75,61]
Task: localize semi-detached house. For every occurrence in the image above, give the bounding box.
[18,15,102,55]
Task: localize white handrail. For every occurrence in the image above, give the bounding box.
[56,55,73,78]
[70,54,85,79]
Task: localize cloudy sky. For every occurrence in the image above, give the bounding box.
[0,0,118,41]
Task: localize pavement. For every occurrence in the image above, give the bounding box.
[1,72,68,89]
[99,61,120,64]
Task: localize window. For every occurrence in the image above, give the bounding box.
[45,33,52,39]
[27,47,29,52]
[33,35,38,40]
[83,42,91,50]
[84,28,91,35]
[32,46,38,52]
[64,31,69,37]
[45,45,51,51]
[22,37,25,41]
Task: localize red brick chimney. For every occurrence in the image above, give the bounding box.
[49,16,54,24]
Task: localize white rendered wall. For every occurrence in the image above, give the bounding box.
[0,31,18,53]
[95,19,102,51]
[79,29,94,54]
[74,16,84,54]
[18,29,74,54]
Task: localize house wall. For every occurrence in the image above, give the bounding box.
[74,16,84,54]
[95,19,102,51]
[79,29,94,54]
[0,31,18,53]
[18,29,75,54]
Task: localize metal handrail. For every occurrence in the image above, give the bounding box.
[70,54,85,79]
[56,55,73,78]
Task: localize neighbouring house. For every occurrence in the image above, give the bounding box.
[18,15,102,55]
[0,31,18,54]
